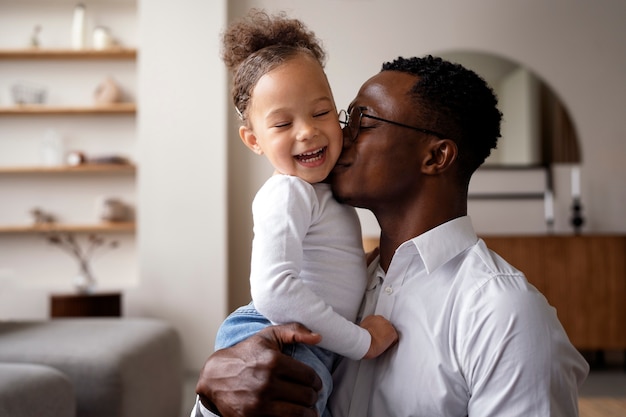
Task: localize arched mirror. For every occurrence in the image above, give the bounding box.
[438,50,581,167]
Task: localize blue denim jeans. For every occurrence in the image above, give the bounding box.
[215,302,336,417]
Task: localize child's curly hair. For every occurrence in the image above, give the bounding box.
[221,9,326,122]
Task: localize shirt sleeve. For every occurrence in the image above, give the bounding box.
[250,176,370,360]
[463,276,589,416]
[191,396,219,417]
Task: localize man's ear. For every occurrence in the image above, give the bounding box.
[422,139,457,174]
[239,126,263,155]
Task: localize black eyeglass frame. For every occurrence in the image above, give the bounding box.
[338,108,446,142]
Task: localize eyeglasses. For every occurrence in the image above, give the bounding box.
[338,108,446,143]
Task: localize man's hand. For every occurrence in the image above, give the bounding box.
[196,323,323,417]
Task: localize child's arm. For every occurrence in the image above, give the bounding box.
[359,248,398,358]
[251,176,373,359]
[359,315,399,359]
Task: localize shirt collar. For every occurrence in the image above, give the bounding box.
[408,216,478,274]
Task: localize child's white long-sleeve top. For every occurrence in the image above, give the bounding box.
[250,174,371,360]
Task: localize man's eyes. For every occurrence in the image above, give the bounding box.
[359,123,376,130]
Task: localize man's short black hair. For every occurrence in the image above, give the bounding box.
[382,55,502,183]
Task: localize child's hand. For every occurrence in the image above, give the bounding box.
[359,315,398,359]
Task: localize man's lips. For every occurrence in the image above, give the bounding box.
[332,159,351,171]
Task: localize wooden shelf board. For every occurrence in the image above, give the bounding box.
[0,222,135,234]
[0,164,136,174]
[0,103,136,115]
[0,48,137,60]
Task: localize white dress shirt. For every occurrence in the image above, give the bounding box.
[329,216,589,417]
[192,216,589,417]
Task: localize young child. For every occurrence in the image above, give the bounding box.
[214,9,397,416]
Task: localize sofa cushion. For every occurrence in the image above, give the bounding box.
[0,362,75,417]
[0,318,182,417]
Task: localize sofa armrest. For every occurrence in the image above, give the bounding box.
[0,362,75,417]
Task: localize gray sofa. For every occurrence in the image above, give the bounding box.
[0,362,75,417]
[0,318,182,417]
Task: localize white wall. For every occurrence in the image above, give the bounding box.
[226,0,626,309]
[130,0,228,371]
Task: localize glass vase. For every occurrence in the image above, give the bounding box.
[73,260,96,294]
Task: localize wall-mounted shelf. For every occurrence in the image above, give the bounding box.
[1,0,138,312]
[0,103,136,116]
[0,164,136,174]
[0,48,137,60]
[0,222,135,234]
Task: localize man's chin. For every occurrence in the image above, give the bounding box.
[330,184,350,204]
[330,169,354,204]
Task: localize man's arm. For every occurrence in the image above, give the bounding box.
[195,323,323,417]
[465,286,588,416]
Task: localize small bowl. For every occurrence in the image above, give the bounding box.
[11,82,47,105]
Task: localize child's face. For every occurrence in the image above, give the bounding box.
[240,54,343,184]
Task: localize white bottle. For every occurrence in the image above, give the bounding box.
[40,129,64,166]
[72,4,86,50]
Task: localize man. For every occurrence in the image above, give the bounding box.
[194,55,589,417]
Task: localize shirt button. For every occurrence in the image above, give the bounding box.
[384,286,393,295]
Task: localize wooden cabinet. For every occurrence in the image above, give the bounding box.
[50,292,122,317]
[482,235,626,350]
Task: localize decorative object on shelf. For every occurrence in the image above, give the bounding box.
[89,155,131,165]
[30,207,56,225]
[57,233,118,294]
[544,189,554,233]
[571,166,581,199]
[30,25,42,48]
[66,150,87,166]
[40,129,64,166]
[31,207,119,294]
[97,197,132,222]
[71,3,87,50]
[570,197,585,235]
[66,150,130,166]
[92,26,114,50]
[11,81,47,105]
[94,77,122,104]
[570,165,584,234]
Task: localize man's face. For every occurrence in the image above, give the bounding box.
[331,71,430,211]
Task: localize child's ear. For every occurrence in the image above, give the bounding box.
[239,126,263,155]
